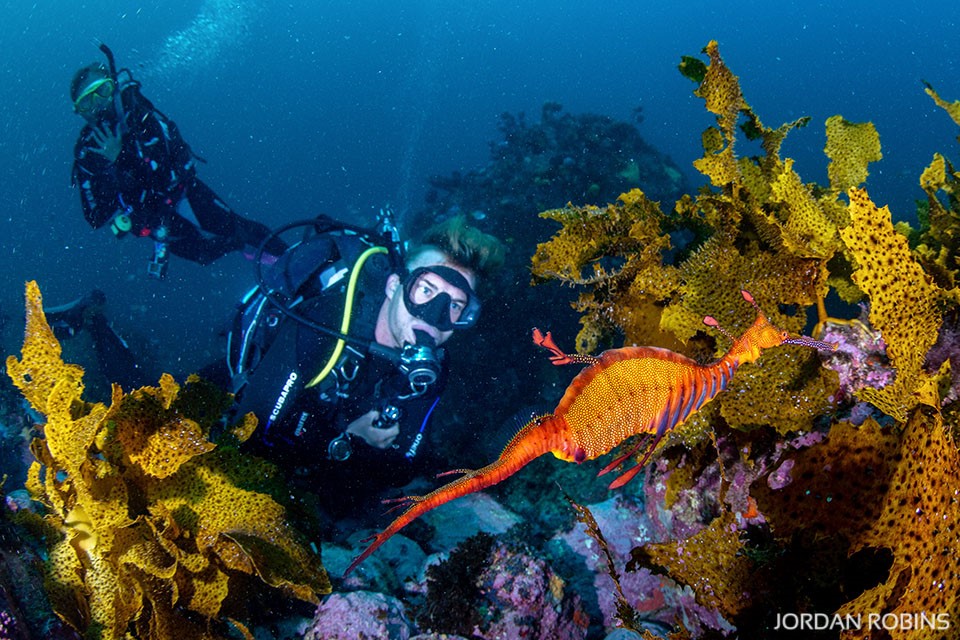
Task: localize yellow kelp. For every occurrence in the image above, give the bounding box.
[7,281,330,640]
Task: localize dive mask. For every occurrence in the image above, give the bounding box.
[402,265,480,331]
[74,77,115,114]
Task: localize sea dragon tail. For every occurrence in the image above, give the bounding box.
[343,413,564,576]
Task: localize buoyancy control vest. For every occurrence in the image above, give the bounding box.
[224,215,451,479]
[225,215,413,435]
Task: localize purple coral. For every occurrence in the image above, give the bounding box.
[470,542,588,640]
[817,311,896,422]
[303,591,413,640]
[557,488,735,637]
[767,458,795,490]
[0,611,17,639]
[925,307,960,404]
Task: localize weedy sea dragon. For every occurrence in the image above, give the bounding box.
[344,290,836,576]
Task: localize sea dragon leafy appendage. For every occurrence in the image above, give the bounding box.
[344,290,835,576]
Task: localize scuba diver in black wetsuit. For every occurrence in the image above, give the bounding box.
[215,211,504,517]
[69,44,286,278]
[44,289,149,394]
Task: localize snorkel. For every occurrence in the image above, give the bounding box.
[97,43,126,132]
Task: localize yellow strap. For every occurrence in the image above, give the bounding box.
[305,245,388,388]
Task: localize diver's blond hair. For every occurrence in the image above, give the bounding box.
[408,215,505,282]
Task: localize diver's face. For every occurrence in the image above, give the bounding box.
[377,249,476,349]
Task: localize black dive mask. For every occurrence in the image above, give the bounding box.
[402,265,480,331]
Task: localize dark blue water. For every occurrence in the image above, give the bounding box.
[1,1,957,377]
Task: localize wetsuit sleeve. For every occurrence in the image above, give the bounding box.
[72,129,122,229]
[159,114,197,175]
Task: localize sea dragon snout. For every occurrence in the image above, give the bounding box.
[344,290,836,576]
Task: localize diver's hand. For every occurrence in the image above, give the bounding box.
[89,123,122,163]
[346,410,400,449]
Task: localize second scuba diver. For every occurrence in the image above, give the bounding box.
[70,45,287,278]
[44,289,149,397]
[212,213,505,518]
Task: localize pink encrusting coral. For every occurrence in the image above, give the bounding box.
[816,311,896,422]
[303,591,413,640]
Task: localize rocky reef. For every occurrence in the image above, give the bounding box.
[4,36,960,640]
[419,101,687,235]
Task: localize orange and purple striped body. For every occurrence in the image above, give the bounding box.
[343,290,834,576]
[548,346,739,488]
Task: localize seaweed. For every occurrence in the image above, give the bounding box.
[6,281,330,640]
[564,492,639,632]
[416,532,496,636]
[530,40,960,638]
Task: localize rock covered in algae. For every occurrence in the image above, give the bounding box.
[304,591,412,640]
[415,533,589,640]
[558,492,733,638]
